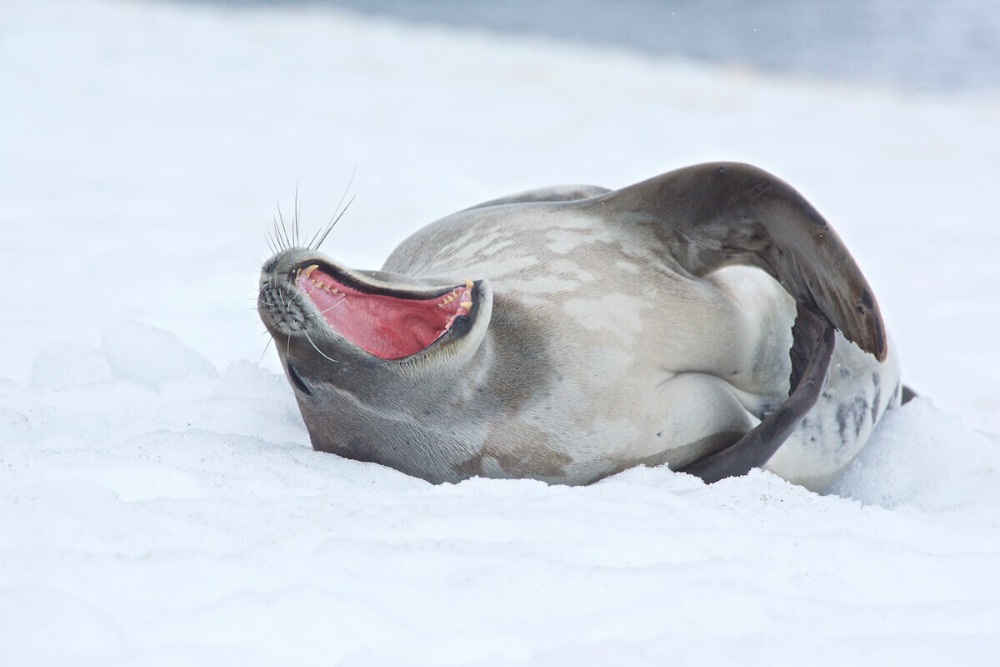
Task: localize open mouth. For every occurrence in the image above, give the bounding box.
[293,262,475,360]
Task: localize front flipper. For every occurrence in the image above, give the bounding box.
[591,162,887,481]
[679,304,835,483]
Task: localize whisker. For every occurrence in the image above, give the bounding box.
[263,230,277,255]
[276,203,291,250]
[272,216,285,252]
[313,194,355,251]
[315,296,349,315]
[303,329,340,364]
[258,338,273,364]
[294,182,301,248]
[338,162,358,215]
[310,166,357,250]
[306,228,321,250]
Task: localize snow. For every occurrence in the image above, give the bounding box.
[2,1,1000,664]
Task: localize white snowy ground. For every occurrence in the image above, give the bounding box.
[2,1,1000,665]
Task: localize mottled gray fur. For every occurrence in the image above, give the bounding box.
[258,163,901,489]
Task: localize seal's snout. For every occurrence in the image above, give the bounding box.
[258,249,487,363]
[257,273,310,337]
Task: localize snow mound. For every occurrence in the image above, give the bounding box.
[101,321,218,389]
[835,398,1000,512]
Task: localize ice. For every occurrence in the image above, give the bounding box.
[2,0,1000,664]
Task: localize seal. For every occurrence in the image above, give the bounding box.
[258,162,902,489]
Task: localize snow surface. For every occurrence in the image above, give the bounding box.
[2,1,1000,665]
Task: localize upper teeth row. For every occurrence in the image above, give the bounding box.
[298,264,344,295]
[298,264,472,309]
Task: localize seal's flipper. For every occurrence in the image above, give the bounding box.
[679,304,836,483]
[595,162,887,361]
[593,162,887,482]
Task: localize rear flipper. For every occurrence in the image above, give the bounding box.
[592,163,894,483]
[679,304,835,483]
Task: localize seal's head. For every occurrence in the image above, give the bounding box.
[258,248,490,364]
[257,248,494,480]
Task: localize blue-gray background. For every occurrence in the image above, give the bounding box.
[178,0,1000,92]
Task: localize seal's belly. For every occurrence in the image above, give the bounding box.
[383,216,810,482]
[447,267,798,483]
[455,261,894,486]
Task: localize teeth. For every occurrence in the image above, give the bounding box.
[310,278,340,295]
[298,265,341,296]
[459,301,472,310]
[464,278,474,290]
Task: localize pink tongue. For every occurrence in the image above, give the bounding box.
[296,269,469,359]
